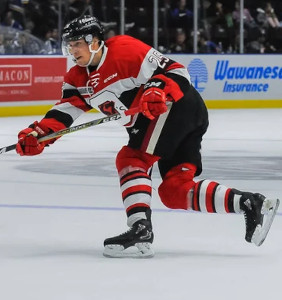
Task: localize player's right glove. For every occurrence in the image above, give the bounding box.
[139,87,167,120]
[16,121,50,156]
[139,74,184,120]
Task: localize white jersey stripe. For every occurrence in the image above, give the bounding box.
[146,103,172,154]
[50,102,85,121]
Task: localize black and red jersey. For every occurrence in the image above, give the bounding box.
[44,35,191,127]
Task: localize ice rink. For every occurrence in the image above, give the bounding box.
[0,109,282,300]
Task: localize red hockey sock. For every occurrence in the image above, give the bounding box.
[191,180,242,213]
[120,167,152,226]
[116,146,159,226]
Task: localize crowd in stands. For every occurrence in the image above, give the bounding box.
[0,0,281,55]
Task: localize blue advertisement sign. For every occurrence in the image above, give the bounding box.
[168,54,282,107]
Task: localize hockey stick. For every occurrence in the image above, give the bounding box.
[0,108,139,155]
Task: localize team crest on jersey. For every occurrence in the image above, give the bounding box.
[98,101,118,116]
[89,73,100,88]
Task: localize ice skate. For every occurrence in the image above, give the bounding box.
[239,192,280,246]
[103,219,154,258]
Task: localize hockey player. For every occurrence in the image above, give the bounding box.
[16,15,279,258]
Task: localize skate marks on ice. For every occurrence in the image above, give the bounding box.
[14,156,282,180]
[201,156,282,180]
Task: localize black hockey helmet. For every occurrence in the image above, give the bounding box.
[62,15,104,44]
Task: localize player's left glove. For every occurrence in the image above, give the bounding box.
[139,74,184,120]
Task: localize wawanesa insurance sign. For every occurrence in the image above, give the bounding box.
[169,54,282,101]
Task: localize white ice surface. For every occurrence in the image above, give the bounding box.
[0,109,282,300]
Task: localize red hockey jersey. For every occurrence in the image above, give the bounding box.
[44,35,191,127]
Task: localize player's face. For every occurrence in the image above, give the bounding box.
[67,38,102,67]
[67,39,91,67]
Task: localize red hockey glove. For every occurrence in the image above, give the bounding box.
[16,121,50,156]
[140,87,167,120]
[139,74,184,120]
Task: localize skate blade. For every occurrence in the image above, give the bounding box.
[103,243,154,258]
[251,198,280,246]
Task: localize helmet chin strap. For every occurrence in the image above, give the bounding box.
[85,40,104,67]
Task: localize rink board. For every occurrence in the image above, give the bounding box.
[1,54,282,116]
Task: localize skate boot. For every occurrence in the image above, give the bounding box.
[239,192,280,246]
[103,219,154,258]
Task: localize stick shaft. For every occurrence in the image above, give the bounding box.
[0,108,139,155]
[38,112,122,142]
[0,144,16,154]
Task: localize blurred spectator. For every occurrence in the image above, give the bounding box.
[0,0,9,22]
[232,1,257,29]
[256,7,269,29]
[67,0,87,20]
[263,40,277,53]
[1,10,23,30]
[4,30,23,53]
[24,17,35,34]
[44,28,61,54]
[214,1,226,26]
[169,0,193,33]
[66,0,95,23]
[169,28,190,53]
[0,33,5,54]
[21,31,46,54]
[214,1,234,30]
[265,2,281,28]
[232,1,263,47]
[105,28,117,40]
[8,0,25,29]
[186,29,221,53]
[208,1,235,52]
[198,33,221,53]
[246,37,265,53]
[24,0,58,40]
[0,25,46,54]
